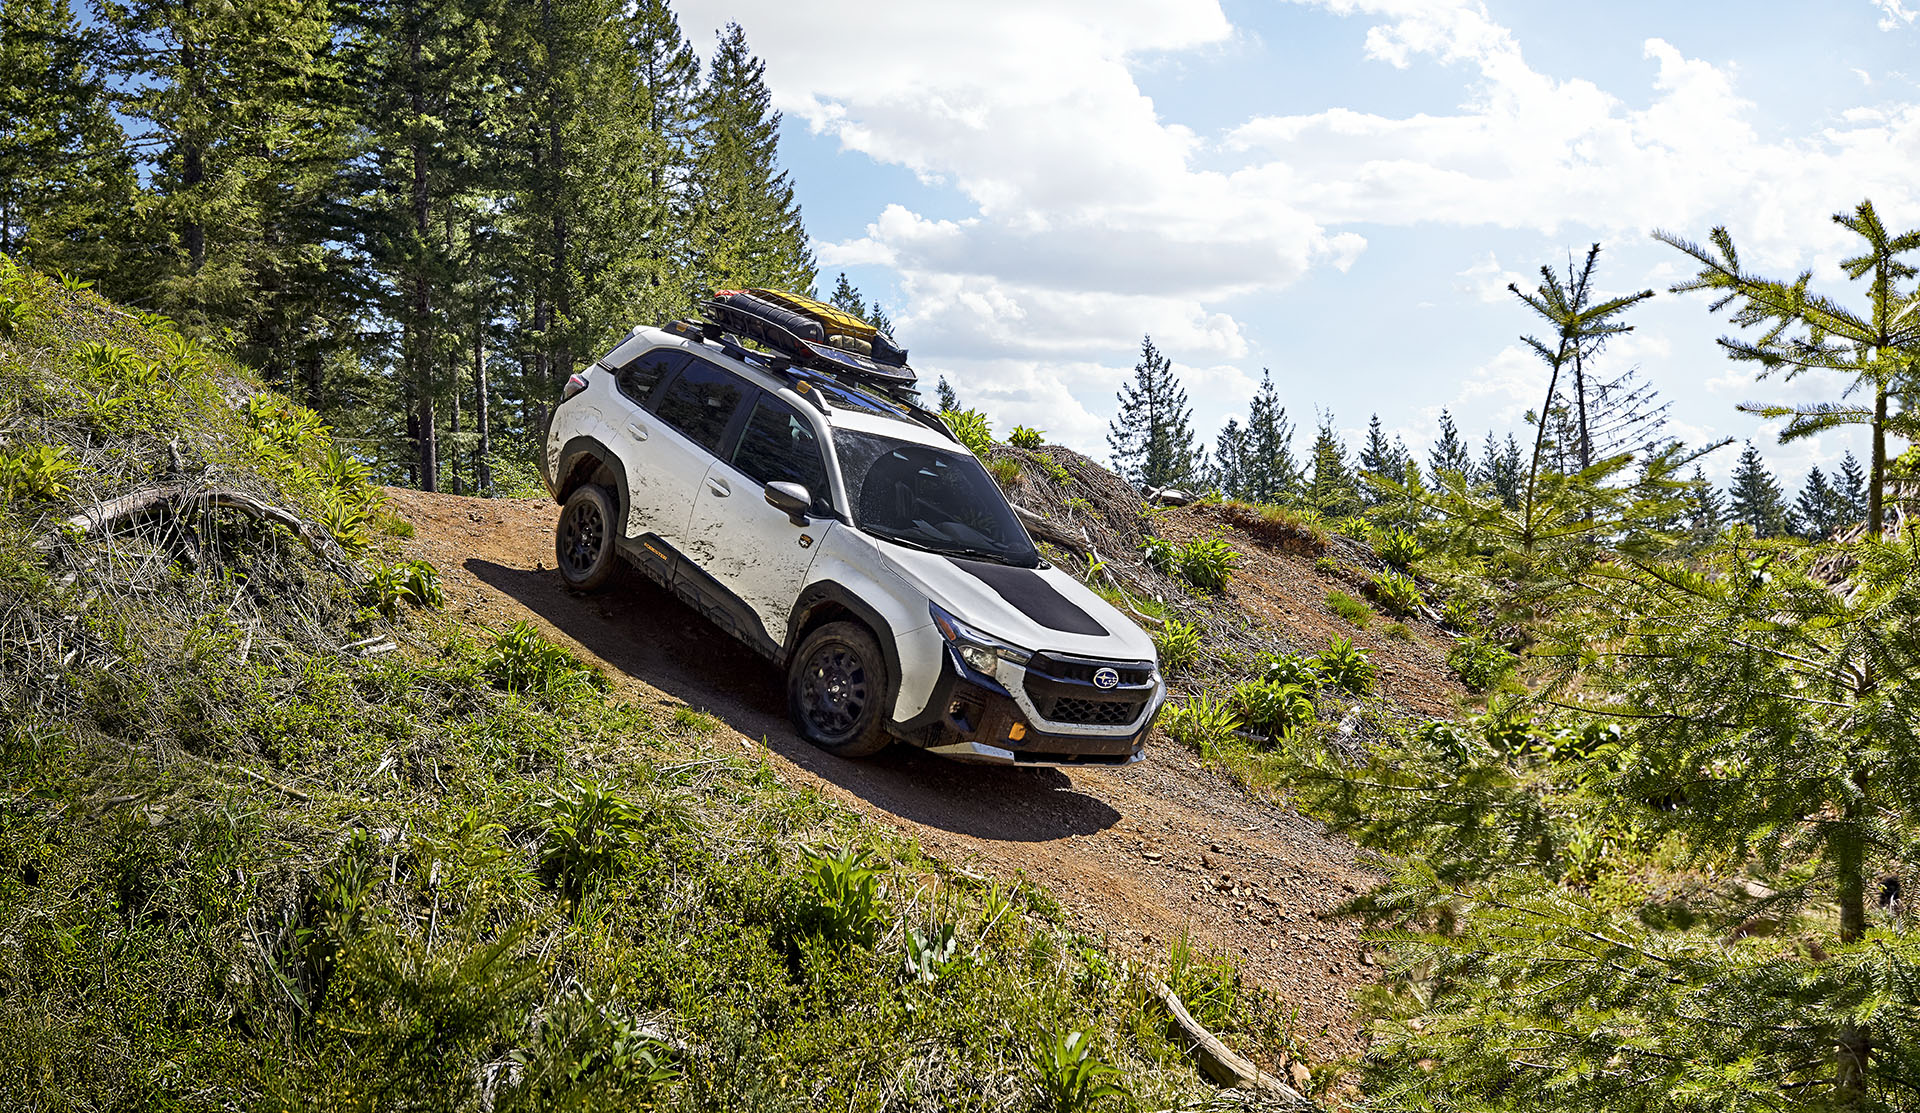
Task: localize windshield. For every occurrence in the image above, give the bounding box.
[833,429,1040,567]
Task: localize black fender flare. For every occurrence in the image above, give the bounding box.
[784,581,903,703]
[553,436,630,532]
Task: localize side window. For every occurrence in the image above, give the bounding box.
[653,358,746,453]
[613,348,690,409]
[732,396,832,512]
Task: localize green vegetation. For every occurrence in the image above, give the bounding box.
[1008,425,1047,449]
[941,407,994,457]
[1151,617,1203,672]
[1324,588,1372,628]
[1367,568,1423,617]
[0,270,1262,1111]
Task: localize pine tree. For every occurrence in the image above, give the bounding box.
[935,375,959,414]
[620,0,700,321]
[1357,413,1408,505]
[828,272,866,318]
[1837,451,1868,530]
[1242,369,1300,504]
[1306,414,1359,518]
[1686,464,1726,541]
[686,23,814,296]
[868,300,895,340]
[1211,418,1249,499]
[1726,442,1794,537]
[0,0,135,284]
[1660,200,1920,538]
[1107,335,1200,489]
[1476,430,1525,509]
[1795,466,1846,541]
[1428,409,1473,484]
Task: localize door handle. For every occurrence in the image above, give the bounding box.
[626,422,648,441]
[706,477,730,497]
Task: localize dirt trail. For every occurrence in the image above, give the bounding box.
[387,487,1376,1062]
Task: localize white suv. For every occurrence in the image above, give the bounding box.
[542,320,1166,765]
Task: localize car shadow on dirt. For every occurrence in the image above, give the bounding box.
[464,558,1123,842]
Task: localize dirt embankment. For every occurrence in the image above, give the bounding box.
[385,487,1463,1064]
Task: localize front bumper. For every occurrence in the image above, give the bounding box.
[891,645,1161,768]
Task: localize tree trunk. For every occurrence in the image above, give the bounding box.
[474,320,491,493]
[1521,341,1569,552]
[1834,786,1870,1106]
[408,9,436,493]
[1869,387,1886,539]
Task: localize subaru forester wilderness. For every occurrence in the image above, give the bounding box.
[542,290,1165,765]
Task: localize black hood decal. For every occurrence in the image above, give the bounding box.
[947,558,1109,636]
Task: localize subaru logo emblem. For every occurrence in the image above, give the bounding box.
[1093,667,1120,690]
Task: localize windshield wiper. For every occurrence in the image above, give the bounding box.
[860,526,1022,566]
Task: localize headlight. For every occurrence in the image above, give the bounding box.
[929,602,1031,681]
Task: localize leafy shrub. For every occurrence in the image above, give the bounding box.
[367,560,445,619]
[987,457,1022,487]
[0,443,77,503]
[537,779,644,901]
[1384,621,1414,641]
[1415,719,1487,763]
[1140,535,1177,576]
[798,844,887,948]
[1030,1029,1125,1113]
[1008,425,1046,448]
[941,408,994,457]
[481,621,603,701]
[1332,516,1371,540]
[487,453,549,498]
[1369,569,1424,617]
[1231,679,1315,740]
[1152,618,1202,671]
[1325,589,1371,628]
[0,293,30,339]
[1258,652,1321,690]
[1447,635,1516,693]
[508,986,680,1100]
[902,922,959,985]
[1373,527,1422,568]
[1441,594,1480,631]
[1175,535,1240,592]
[1159,693,1241,754]
[1313,636,1376,694]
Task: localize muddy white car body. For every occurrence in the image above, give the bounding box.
[542,323,1166,766]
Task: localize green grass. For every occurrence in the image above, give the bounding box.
[1326,588,1373,628]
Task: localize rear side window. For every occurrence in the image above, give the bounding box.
[732,396,832,512]
[613,347,690,408]
[654,359,746,452]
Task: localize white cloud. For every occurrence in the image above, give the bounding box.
[1874,0,1917,31]
[1455,251,1527,303]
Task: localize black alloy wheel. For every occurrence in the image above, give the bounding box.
[787,621,893,757]
[555,484,618,591]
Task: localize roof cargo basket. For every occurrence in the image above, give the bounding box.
[702,288,917,393]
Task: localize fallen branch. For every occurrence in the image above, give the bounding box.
[1012,503,1086,553]
[61,484,363,583]
[1144,975,1314,1105]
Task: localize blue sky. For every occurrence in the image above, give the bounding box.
[673,0,1920,488]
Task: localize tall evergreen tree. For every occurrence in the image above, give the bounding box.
[620,0,700,321]
[0,0,134,284]
[1685,464,1727,542]
[1837,450,1868,530]
[1726,442,1795,538]
[1661,200,1920,539]
[1210,417,1250,499]
[1306,413,1360,518]
[1357,413,1408,504]
[1794,466,1846,541]
[1476,429,1525,509]
[686,23,813,296]
[934,375,959,414]
[1428,409,1473,484]
[1243,369,1300,504]
[1107,335,1200,489]
[828,271,866,318]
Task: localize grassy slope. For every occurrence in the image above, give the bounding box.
[0,262,1293,1110]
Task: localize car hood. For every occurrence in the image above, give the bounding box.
[874,537,1159,662]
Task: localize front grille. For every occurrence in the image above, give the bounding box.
[1026,653,1154,686]
[1044,695,1146,726]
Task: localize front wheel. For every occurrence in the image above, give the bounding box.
[555,484,618,592]
[787,622,893,757]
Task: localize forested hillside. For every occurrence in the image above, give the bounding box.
[1,0,813,492]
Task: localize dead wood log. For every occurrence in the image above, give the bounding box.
[61,484,363,583]
[1144,975,1314,1105]
[1012,503,1087,553]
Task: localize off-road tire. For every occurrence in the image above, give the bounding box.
[788,621,894,757]
[555,484,618,592]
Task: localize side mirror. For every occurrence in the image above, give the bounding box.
[765,481,812,524]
